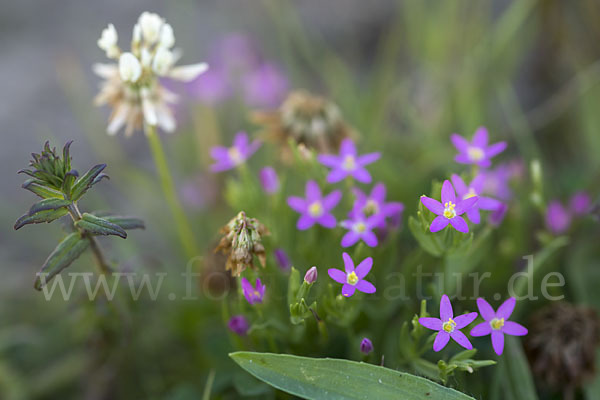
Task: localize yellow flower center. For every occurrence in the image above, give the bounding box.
[442,318,457,333]
[347,271,359,285]
[443,201,457,219]
[228,147,243,164]
[467,146,484,162]
[308,201,323,217]
[342,155,356,171]
[354,222,367,233]
[363,199,379,216]
[490,317,505,330]
[463,188,477,200]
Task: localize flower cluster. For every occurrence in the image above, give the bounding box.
[545,191,592,234]
[94,12,208,136]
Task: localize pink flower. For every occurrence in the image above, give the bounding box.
[287,180,341,230]
[420,180,479,233]
[340,214,381,248]
[318,139,380,184]
[451,127,506,168]
[470,297,528,355]
[451,174,503,224]
[240,277,265,305]
[210,132,261,172]
[419,295,478,352]
[328,253,376,297]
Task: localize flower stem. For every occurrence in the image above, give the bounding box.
[145,124,198,259]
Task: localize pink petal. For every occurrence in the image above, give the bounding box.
[210,146,229,160]
[355,279,376,294]
[449,216,469,233]
[454,312,478,329]
[342,252,354,273]
[341,231,360,247]
[318,154,340,168]
[476,298,495,321]
[455,196,478,215]
[421,196,444,215]
[454,154,472,164]
[357,152,381,165]
[246,140,262,157]
[433,331,450,352]
[472,126,489,147]
[233,131,249,149]
[340,138,356,157]
[317,214,336,228]
[470,174,485,193]
[430,215,450,232]
[466,208,481,224]
[491,330,504,355]
[352,168,372,184]
[496,297,516,319]
[297,215,315,230]
[450,330,473,350]
[328,268,347,284]
[419,317,442,331]
[327,168,349,184]
[371,183,386,201]
[502,321,528,336]
[478,196,502,211]
[441,180,456,204]
[362,231,378,247]
[451,174,468,196]
[305,180,321,202]
[355,257,373,278]
[486,141,507,158]
[450,134,470,153]
[342,283,356,297]
[470,322,492,337]
[440,294,453,321]
[287,196,306,213]
[322,190,342,210]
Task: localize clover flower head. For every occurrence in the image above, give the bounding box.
[328,253,376,297]
[287,180,341,230]
[360,338,374,355]
[340,213,381,248]
[350,182,404,229]
[451,174,503,224]
[451,127,506,168]
[420,180,478,233]
[228,315,250,336]
[318,139,380,184]
[259,166,280,194]
[470,297,527,355]
[210,132,261,172]
[241,277,265,305]
[419,295,478,352]
[94,12,208,136]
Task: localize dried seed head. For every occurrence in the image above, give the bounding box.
[252,90,355,160]
[215,211,269,277]
[525,302,600,389]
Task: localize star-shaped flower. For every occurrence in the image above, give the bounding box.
[340,213,381,248]
[470,297,528,355]
[318,139,380,184]
[240,277,265,305]
[419,295,478,352]
[451,127,506,168]
[210,132,261,172]
[287,181,342,230]
[420,180,478,233]
[328,253,376,297]
[350,183,404,229]
[451,174,503,224]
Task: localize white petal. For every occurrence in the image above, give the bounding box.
[138,12,163,44]
[152,47,174,76]
[141,89,158,126]
[159,23,175,48]
[156,105,176,133]
[119,52,142,82]
[168,63,209,82]
[107,103,130,135]
[92,63,118,78]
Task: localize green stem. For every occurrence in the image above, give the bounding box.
[68,203,112,274]
[145,124,198,259]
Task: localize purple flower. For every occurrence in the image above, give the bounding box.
[228,315,250,336]
[420,180,479,233]
[259,166,280,194]
[318,139,380,184]
[419,295,478,352]
[482,160,523,201]
[350,183,404,229]
[240,277,265,305]
[340,214,381,248]
[287,180,341,230]
[451,127,507,168]
[470,297,528,355]
[546,200,571,234]
[243,62,289,108]
[304,266,318,284]
[210,132,261,172]
[274,248,291,270]
[570,191,591,215]
[187,66,232,105]
[360,338,374,355]
[489,203,508,226]
[327,252,376,297]
[451,174,503,224]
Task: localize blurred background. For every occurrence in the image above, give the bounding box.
[1,0,600,399]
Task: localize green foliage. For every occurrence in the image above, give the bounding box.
[33,232,90,290]
[75,213,127,239]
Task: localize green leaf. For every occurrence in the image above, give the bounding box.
[101,215,145,230]
[62,140,73,175]
[408,216,442,257]
[492,337,538,400]
[22,180,64,199]
[34,232,90,290]
[14,208,69,230]
[230,352,475,400]
[70,164,107,201]
[62,170,79,199]
[28,198,72,216]
[75,213,127,238]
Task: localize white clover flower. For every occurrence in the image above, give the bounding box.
[118,52,142,83]
[159,24,175,48]
[152,47,174,76]
[97,23,119,59]
[138,12,163,44]
[94,12,208,136]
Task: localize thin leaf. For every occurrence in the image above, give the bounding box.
[22,180,64,199]
[62,170,79,199]
[14,208,69,230]
[70,164,107,201]
[101,215,145,230]
[62,140,73,175]
[28,198,72,216]
[230,352,475,400]
[34,232,90,290]
[75,213,127,238]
